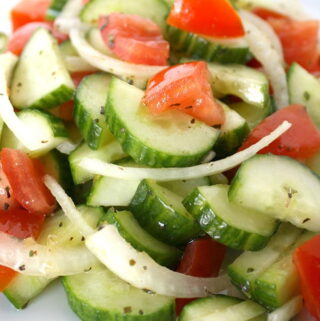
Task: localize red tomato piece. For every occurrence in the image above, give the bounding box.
[0,209,45,239]
[167,0,244,38]
[0,266,17,292]
[0,163,20,212]
[99,14,169,66]
[265,17,319,72]
[7,22,52,56]
[252,8,287,20]
[1,148,56,215]
[143,61,225,126]
[239,105,320,160]
[294,235,320,321]
[175,237,226,315]
[11,0,51,31]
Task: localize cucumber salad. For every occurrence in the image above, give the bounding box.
[0,0,320,320]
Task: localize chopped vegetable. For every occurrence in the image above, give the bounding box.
[167,0,245,38]
[99,14,169,66]
[239,105,320,159]
[143,61,225,126]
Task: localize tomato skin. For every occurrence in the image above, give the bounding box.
[1,148,56,216]
[7,22,51,56]
[239,105,320,160]
[294,235,320,321]
[0,267,17,292]
[167,0,244,38]
[175,237,226,315]
[11,0,51,31]
[143,61,224,126]
[99,14,169,66]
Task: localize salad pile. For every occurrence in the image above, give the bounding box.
[0,0,320,320]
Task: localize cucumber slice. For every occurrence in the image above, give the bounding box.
[63,267,175,321]
[80,0,170,29]
[288,63,320,128]
[3,206,103,309]
[59,39,78,59]
[207,63,272,111]
[0,109,68,157]
[229,154,320,232]
[214,103,250,158]
[306,151,320,175]
[183,184,278,251]
[3,276,53,309]
[10,28,75,109]
[227,223,302,298]
[0,32,8,53]
[88,158,212,207]
[46,0,68,20]
[86,28,111,55]
[74,72,114,150]
[69,140,127,184]
[87,158,140,207]
[37,205,104,246]
[159,176,211,198]
[0,52,18,84]
[252,232,315,310]
[166,26,251,64]
[106,78,219,167]
[130,179,201,245]
[104,209,182,267]
[179,295,242,321]
[230,101,274,130]
[40,149,73,192]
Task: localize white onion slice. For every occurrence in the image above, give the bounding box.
[0,232,97,278]
[56,140,79,155]
[267,296,303,321]
[0,67,47,151]
[64,56,98,73]
[79,121,291,181]
[70,28,166,81]
[54,0,86,35]
[44,175,94,237]
[86,225,230,298]
[240,12,289,109]
[240,11,284,63]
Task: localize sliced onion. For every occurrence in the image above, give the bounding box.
[240,11,289,109]
[0,67,47,151]
[79,121,291,181]
[54,0,87,35]
[69,28,166,81]
[267,296,303,321]
[0,232,97,278]
[240,11,284,63]
[64,56,98,73]
[86,225,230,298]
[44,175,94,237]
[56,140,79,155]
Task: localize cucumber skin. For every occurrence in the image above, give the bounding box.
[183,188,277,251]
[166,26,251,65]
[130,180,201,246]
[74,96,109,150]
[62,277,176,321]
[106,91,214,168]
[46,0,68,20]
[104,209,182,267]
[214,122,250,159]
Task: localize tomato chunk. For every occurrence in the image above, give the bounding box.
[0,267,17,292]
[11,0,51,31]
[143,61,224,126]
[176,237,226,315]
[1,148,56,215]
[253,9,320,72]
[99,14,169,66]
[239,105,320,159]
[167,0,244,38]
[0,163,19,212]
[294,235,320,321]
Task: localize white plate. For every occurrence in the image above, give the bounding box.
[0,1,319,320]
